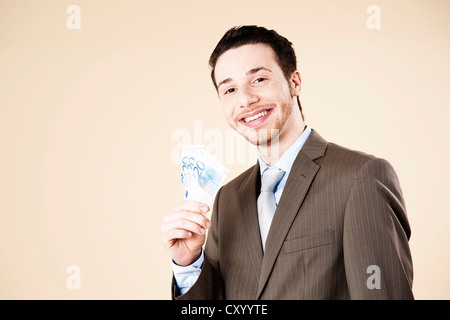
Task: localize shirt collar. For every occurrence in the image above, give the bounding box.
[258,125,312,175]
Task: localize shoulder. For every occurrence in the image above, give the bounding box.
[221,164,257,192]
[304,129,393,180]
[320,141,396,181]
[212,164,259,207]
[322,141,404,210]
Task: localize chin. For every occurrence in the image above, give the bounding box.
[241,128,280,146]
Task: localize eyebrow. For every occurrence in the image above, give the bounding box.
[217,67,273,89]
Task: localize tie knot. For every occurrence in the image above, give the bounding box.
[260,167,285,192]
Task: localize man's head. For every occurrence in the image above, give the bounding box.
[210,26,298,93]
[209,25,304,149]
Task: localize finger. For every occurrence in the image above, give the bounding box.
[172,200,209,214]
[163,210,211,229]
[162,218,206,236]
[161,228,192,247]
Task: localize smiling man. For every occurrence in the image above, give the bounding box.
[161,26,414,299]
[215,43,303,166]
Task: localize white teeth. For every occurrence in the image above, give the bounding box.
[244,111,268,123]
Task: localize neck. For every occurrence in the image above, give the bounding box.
[258,123,306,167]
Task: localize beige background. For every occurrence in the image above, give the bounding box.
[1,0,449,299]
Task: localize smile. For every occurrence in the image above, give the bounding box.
[244,110,269,123]
[239,108,273,128]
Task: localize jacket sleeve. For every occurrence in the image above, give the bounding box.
[172,187,225,300]
[343,157,414,299]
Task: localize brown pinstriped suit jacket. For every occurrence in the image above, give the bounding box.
[173,129,414,299]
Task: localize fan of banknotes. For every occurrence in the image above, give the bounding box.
[181,145,229,206]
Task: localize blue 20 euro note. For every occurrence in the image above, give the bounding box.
[181,145,229,206]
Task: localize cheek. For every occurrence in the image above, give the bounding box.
[221,102,236,123]
[221,96,238,115]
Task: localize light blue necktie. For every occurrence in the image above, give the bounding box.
[257,167,285,252]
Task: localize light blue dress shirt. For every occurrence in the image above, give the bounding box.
[258,125,312,206]
[172,125,312,295]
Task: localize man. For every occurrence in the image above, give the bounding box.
[161,26,414,299]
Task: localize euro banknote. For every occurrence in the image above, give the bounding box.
[181,145,229,206]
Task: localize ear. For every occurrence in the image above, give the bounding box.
[290,70,302,97]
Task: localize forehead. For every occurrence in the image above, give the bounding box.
[214,43,281,83]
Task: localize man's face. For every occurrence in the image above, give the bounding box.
[214,43,300,146]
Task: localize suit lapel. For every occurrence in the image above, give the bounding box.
[256,129,327,298]
[238,163,263,282]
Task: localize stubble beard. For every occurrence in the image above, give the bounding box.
[237,101,293,147]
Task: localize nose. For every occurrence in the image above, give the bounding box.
[238,86,259,109]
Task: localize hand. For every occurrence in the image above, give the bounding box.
[161,200,211,266]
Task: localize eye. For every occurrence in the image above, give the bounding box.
[224,88,235,95]
[254,78,266,84]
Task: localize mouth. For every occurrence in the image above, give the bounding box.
[239,108,273,128]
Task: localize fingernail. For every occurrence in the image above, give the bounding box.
[199,228,205,235]
[201,205,208,213]
[206,221,211,228]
